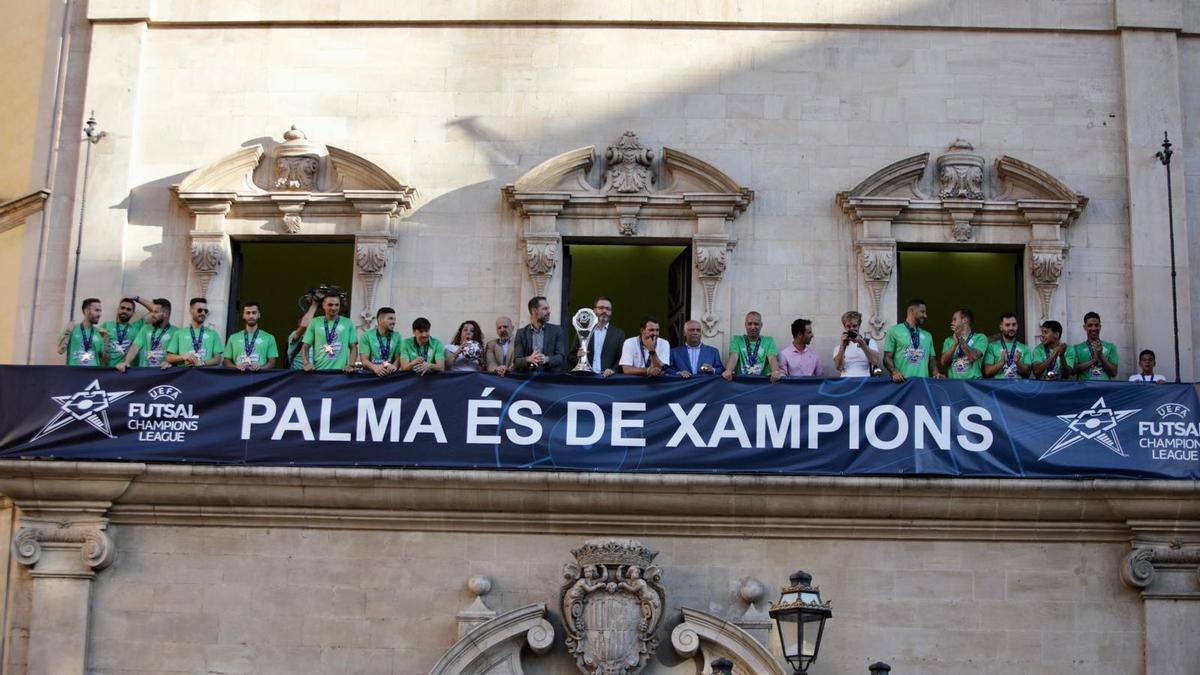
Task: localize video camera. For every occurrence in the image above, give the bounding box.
[298,283,348,311]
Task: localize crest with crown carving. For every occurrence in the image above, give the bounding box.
[560,538,666,675]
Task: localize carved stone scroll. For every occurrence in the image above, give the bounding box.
[695,237,732,338]
[12,520,115,576]
[936,139,985,200]
[189,238,225,299]
[524,234,560,299]
[603,131,654,194]
[560,538,666,675]
[671,607,787,675]
[856,241,896,341]
[354,239,391,328]
[1029,244,1065,322]
[429,604,554,675]
[1121,542,1200,591]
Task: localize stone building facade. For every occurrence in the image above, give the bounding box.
[0,1,1198,674]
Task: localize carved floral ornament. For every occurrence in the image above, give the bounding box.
[837,140,1087,335]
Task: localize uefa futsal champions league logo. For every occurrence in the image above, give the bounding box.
[1040,397,1140,461]
[31,380,134,441]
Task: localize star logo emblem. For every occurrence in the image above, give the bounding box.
[31,380,133,442]
[1040,397,1140,461]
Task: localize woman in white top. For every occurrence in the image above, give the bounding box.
[445,320,485,372]
[832,310,880,377]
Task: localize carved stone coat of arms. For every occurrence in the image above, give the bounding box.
[560,539,666,675]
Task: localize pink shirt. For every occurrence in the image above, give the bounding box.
[777,344,824,377]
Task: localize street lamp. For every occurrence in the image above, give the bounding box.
[769,571,833,674]
[1155,131,1182,383]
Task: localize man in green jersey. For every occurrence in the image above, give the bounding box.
[939,307,988,380]
[883,298,941,382]
[117,298,175,371]
[166,298,223,367]
[1030,320,1074,380]
[399,317,444,375]
[983,312,1032,379]
[285,294,320,370]
[722,311,781,383]
[223,301,278,370]
[1072,311,1119,380]
[302,294,357,372]
[358,307,401,377]
[100,296,153,366]
[57,297,108,366]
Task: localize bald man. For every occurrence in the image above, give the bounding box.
[485,315,516,376]
[669,320,724,378]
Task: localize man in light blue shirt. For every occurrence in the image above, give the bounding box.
[669,320,724,378]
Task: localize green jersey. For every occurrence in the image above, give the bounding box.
[942,333,989,380]
[883,322,935,379]
[100,318,144,367]
[224,329,279,368]
[285,332,305,370]
[358,329,402,365]
[1031,342,1075,380]
[399,336,444,365]
[166,325,224,367]
[729,335,778,376]
[64,323,105,367]
[303,316,357,370]
[1072,340,1118,381]
[983,339,1033,379]
[133,324,177,368]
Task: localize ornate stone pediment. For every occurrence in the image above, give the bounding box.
[837,140,1088,338]
[560,538,667,675]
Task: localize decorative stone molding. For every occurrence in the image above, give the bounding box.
[503,133,752,347]
[12,518,115,578]
[671,607,787,675]
[1121,540,1200,597]
[429,603,554,675]
[561,538,666,675]
[0,188,50,234]
[838,140,1086,337]
[174,126,417,327]
[456,574,498,638]
[730,578,773,647]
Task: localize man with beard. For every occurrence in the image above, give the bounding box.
[940,307,988,380]
[722,311,781,382]
[513,296,566,372]
[222,301,278,370]
[357,307,402,377]
[619,316,670,377]
[485,315,515,376]
[1031,320,1074,380]
[669,319,724,378]
[1072,312,1119,381]
[166,298,223,368]
[983,312,1032,379]
[57,297,108,366]
[301,294,357,373]
[883,298,940,382]
[116,298,176,371]
[568,296,624,377]
[100,296,153,366]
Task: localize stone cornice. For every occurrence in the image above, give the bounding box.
[0,189,50,234]
[0,462,1195,541]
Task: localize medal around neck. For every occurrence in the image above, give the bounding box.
[571,308,598,373]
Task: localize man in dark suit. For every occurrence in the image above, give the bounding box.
[513,296,567,372]
[669,319,725,378]
[568,296,625,377]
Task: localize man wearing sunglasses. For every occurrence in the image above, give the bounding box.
[166,297,223,367]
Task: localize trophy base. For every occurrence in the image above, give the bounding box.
[571,364,597,375]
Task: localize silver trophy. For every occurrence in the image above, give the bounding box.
[571,308,598,373]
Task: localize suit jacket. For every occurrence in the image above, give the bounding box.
[567,323,626,373]
[512,322,567,372]
[668,343,725,376]
[484,337,515,372]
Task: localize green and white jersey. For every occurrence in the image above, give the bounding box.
[224,329,280,368]
[983,339,1033,379]
[64,323,104,366]
[728,335,778,376]
[883,323,935,379]
[942,333,989,380]
[399,336,444,365]
[133,324,177,367]
[166,325,224,367]
[100,319,144,367]
[302,316,357,370]
[1072,340,1118,381]
[358,329,402,365]
[1031,343,1076,380]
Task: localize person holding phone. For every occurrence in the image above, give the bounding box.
[833,311,879,377]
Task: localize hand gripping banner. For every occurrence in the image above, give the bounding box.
[1,366,1197,479]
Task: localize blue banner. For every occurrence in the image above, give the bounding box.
[0,366,1197,479]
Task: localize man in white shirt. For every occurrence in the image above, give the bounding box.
[618,315,671,377]
[832,310,880,377]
